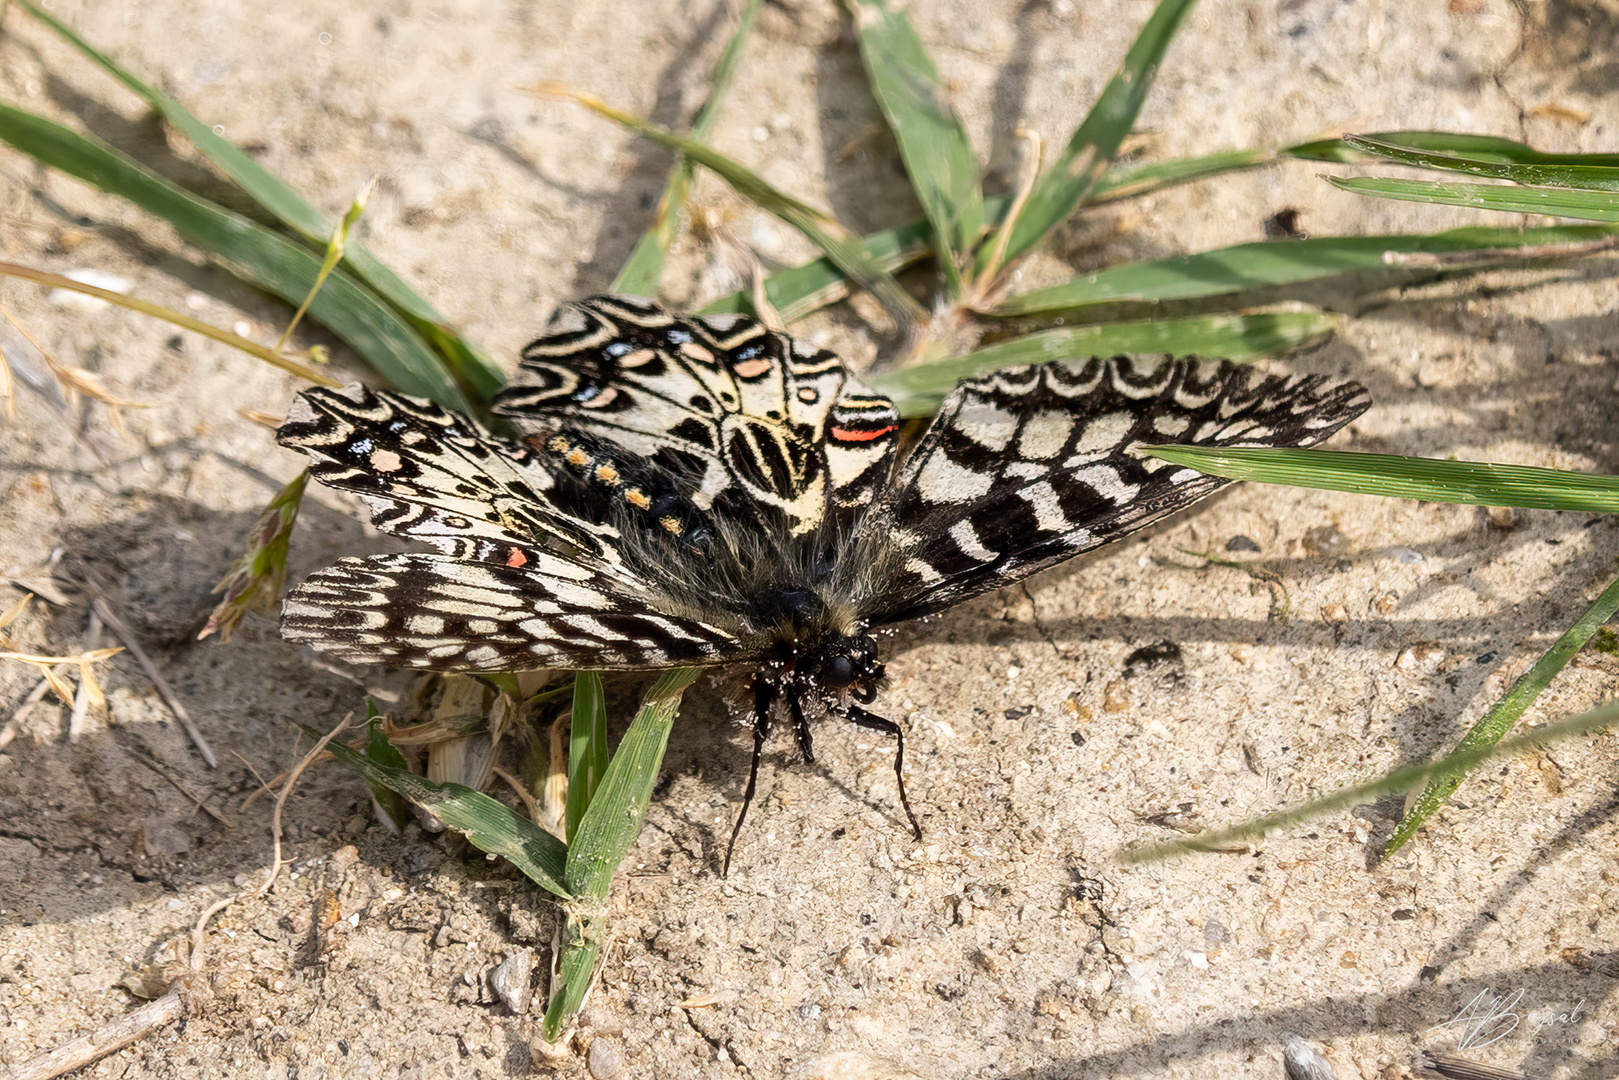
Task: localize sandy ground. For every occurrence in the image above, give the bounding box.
[1,0,1617,1077]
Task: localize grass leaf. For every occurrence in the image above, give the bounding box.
[991,225,1619,316]
[543,85,924,324]
[869,311,1334,417]
[1346,133,1619,188]
[1385,574,1619,854]
[0,103,475,410]
[983,0,1198,273]
[1328,176,1619,223]
[1141,447,1619,513]
[564,672,608,844]
[845,0,983,297]
[14,0,504,400]
[1122,699,1619,863]
[612,0,762,297]
[321,732,572,900]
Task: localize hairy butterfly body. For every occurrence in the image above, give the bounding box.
[280,295,1370,869]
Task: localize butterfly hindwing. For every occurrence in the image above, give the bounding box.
[282,553,739,671]
[494,296,898,537]
[846,355,1371,623]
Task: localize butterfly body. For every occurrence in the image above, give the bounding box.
[279,295,1370,866]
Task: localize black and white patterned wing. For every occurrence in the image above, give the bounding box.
[494,295,899,537]
[279,385,625,569]
[277,385,746,671]
[282,553,740,671]
[845,356,1370,623]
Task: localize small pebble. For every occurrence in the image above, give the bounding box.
[1390,547,1423,564]
[587,1037,623,1079]
[490,949,534,1015]
[1225,535,1260,553]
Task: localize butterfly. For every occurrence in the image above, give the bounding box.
[277,295,1370,870]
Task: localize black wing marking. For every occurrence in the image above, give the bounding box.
[282,553,740,671]
[844,355,1370,623]
[493,296,899,537]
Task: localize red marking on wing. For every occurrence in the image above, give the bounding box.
[506,547,530,568]
[830,425,897,443]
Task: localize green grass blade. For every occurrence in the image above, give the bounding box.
[542,912,603,1040]
[696,146,1295,321]
[1385,574,1619,855]
[319,731,572,900]
[1088,147,1279,204]
[563,668,700,900]
[1346,134,1619,190]
[845,0,983,297]
[543,668,699,1036]
[1284,131,1558,165]
[869,311,1332,417]
[1141,447,1619,513]
[0,102,474,411]
[1121,699,1619,863]
[564,672,608,844]
[992,225,1619,316]
[551,86,923,324]
[984,0,1199,272]
[1329,176,1619,223]
[612,0,762,297]
[15,0,503,399]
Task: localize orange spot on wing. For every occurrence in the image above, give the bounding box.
[830,425,897,443]
[506,547,529,568]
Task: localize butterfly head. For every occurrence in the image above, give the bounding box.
[800,632,884,704]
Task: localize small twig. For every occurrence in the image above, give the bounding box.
[90,597,218,768]
[2,986,194,1080]
[66,608,103,743]
[493,765,542,823]
[125,750,233,828]
[258,714,352,898]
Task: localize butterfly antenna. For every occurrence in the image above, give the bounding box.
[845,705,922,840]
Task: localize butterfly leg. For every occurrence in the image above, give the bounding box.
[724,677,777,877]
[787,689,816,765]
[843,705,923,841]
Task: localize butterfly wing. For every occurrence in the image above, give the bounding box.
[493,296,899,538]
[282,553,739,671]
[278,385,747,671]
[844,356,1370,623]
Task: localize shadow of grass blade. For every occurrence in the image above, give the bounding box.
[870,310,1332,417]
[547,86,923,325]
[564,671,608,844]
[1122,700,1619,864]
[1140,447,1619,513]
[318,731,571,899]
[16,0,503,400]
[846,0,983,298]
[1346,133,1619,188]
[991,226,1619,317]
[0,103,473,411]
[612,0,762,297]
[982,0,1198,275]
[1329,176,1619,223]
[1386,574,1619,855]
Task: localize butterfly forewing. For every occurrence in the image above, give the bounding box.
[844,355,1371,623]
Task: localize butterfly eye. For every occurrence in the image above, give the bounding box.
[823,655,856,688]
